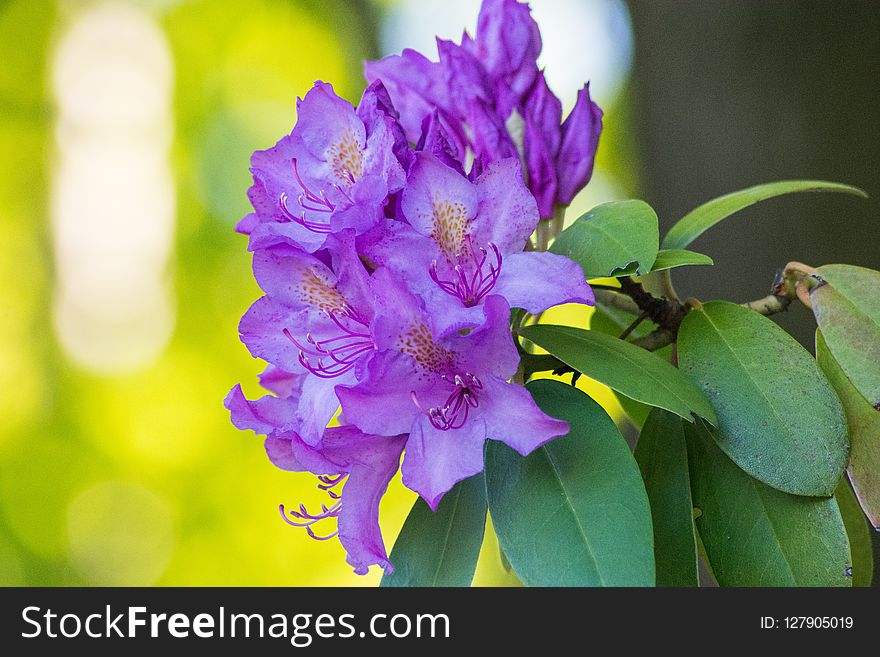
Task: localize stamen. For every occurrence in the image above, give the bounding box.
[428,241,502,307]
[279,473,349,541]
[280,192,333,233]
[279,501,341,540]
[283,307,373,379]
[277,159,336,234]
[317,473,348,500]
[411,373,483,431]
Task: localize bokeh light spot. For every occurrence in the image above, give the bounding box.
[67,481,174,586]
[50,1,176,374]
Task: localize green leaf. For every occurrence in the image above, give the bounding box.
[678,301,848,496]
[615,392,652,430]
[634,409,699,586]
[834,478,875,587]
[520,324,717,425]
[650,249,713,272]
[380,474,487,587]
[589,302,642,333]
[498,543,512,574]
[685,420,851,587]
[817,329,880,528]
[588,307,667,429]
[811,264,880,409]
[588,310,653,428]
[551,200,659,278]
[662,180,867,250]
[485,380,655,586]
[818,264,880,322]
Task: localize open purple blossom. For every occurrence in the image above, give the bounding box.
[365,0,603,218]
[227,262,570,567]
[225,385,406,575]
[237,81,406,253]
[336,270,569,510]
[237,233,377,445]
[359,152,594,336]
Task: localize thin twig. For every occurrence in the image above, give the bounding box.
[533,206,567,251]
[534,220,551,252]
[741,294,793,316]
[618,276,687,334]
[630,328,678,352]
[619,311,649,340]
[526,262,819,359]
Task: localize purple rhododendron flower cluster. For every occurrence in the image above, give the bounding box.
[225,0,601,575]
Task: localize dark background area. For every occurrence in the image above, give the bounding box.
[629,0,880,346]
[628,0,880,585]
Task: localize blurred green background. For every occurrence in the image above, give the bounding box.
[1,0,876,586]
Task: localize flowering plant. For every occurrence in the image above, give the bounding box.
[226,0,877,587]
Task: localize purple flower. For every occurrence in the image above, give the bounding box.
[365,0,603,216]
[357,80,412,172]
[239,81,406,253]
[225,385,406,575]
[467,98,518,163]
[359,152,594,336]
[557,83,603,206]
[523,72,562,218]
[416,110,465,174]
[363,48,457,150]
[336,271,569,510]
[237,233,377,445]
[462,0,542,117]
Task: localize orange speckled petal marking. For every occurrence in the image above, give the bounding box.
[396,322,455,374]
[329,129,365,187]
[431,195,470,258]
[298,267,348,313]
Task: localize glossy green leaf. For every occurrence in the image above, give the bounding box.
[650,249,713,272]
[817,330,880,528]
[551,200,659,278]
[819,264,880,322]
[615,392,652,430]
[589,302,642,333]
[588,311,653,428]
[834,478,874,587]
[380,474,486,587]
[520,324,717,425]
[485,380,655,586]
[588,308,664,429]
[812,264,880,409]
[685,420,851,587]
[662,180,867,250]
[498,543,512,574]
[678,301,847,496]
[634,409,699,586]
